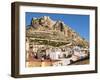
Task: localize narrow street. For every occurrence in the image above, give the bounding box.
[70,59,89,65]
[26,58,89,67]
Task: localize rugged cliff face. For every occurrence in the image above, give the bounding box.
[26,16,88,48]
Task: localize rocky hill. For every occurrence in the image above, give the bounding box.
[26,16,88,48]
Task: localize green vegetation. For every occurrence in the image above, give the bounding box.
[30,38,69,47]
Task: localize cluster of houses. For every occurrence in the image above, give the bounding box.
[26,38,89,66]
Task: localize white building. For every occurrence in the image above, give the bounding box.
[49,48,61,60]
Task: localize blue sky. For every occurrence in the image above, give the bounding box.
[26,12,90,41]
